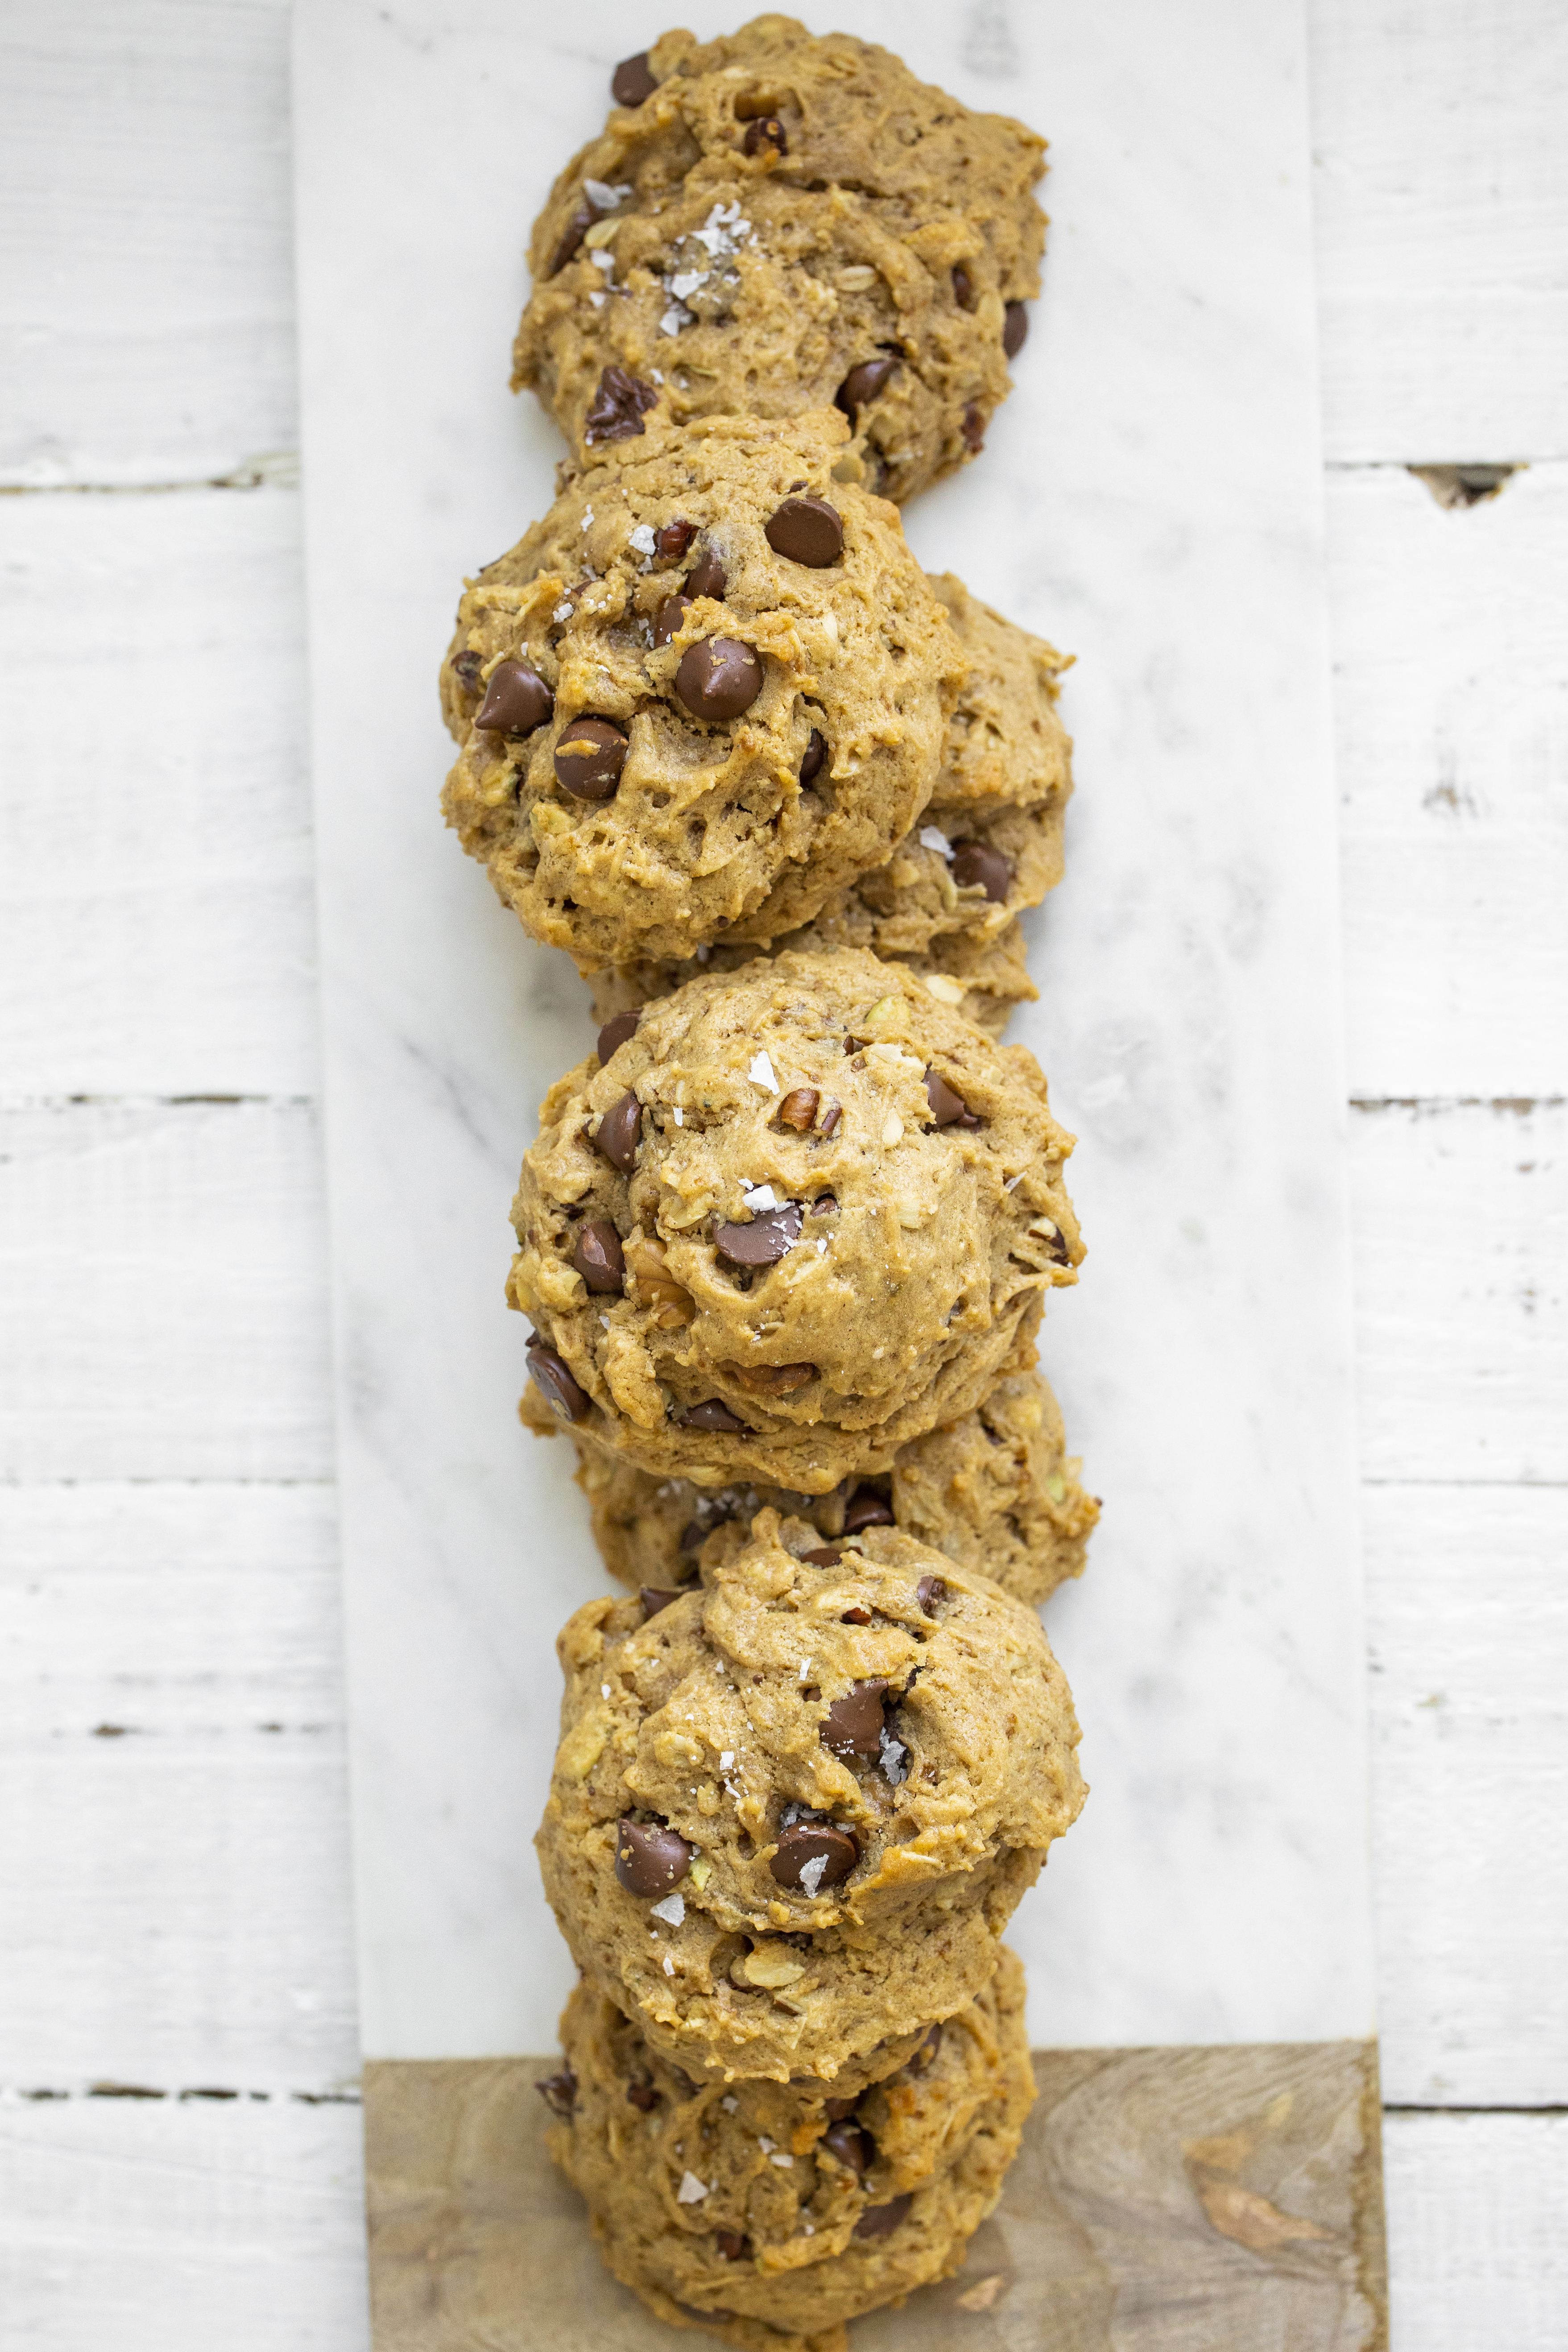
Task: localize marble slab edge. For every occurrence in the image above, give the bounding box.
[363,2038,1387,2350]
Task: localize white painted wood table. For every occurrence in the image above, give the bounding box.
[0,2,1563,2344]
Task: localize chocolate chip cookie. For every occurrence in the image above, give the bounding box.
[542,1946,1033,2352]
[440,410,961,971]
[534,1513,1084,2083]
[510,949,1083,1493]
[513,19,1047,504]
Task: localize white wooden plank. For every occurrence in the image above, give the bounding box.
[0,0,297,487]
[0,1100,333,1482]
[0,489,319,1097]
[0,2095,369,2350]
[1309,0,1568,461]
[1349,1097,1567,1485]
[1365,1484,1568,2107]
[1326,460,1568,1100]
[1384,2109,1568,2352]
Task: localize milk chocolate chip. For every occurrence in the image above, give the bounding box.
[765,496,843,567]
[526,1339,590,1424]
[611,52,658,107]
[770,1820,858,1889]
[583,364,658,444]
[820,1679,889,1759]
[639,1586,683,1620]
[685,546,728,602]
[681,1398,750,1433]
[822,2120,874,2174]
[961,403,986,454]
[798,727,828,786]
[952,262,975,310]
[614,1817,691,1897]
[950,837,1012,902]
[714,2231,751,2261]
[742,115,786,157]
[676,636,764,721]
[626,2078,662,2111]
[855,2194,913,2239]
[655,519,696,562]
[593,1089,641,1173]
[572,1219,625,1294]
[536,2066,577,2116]
[915,1574,947,1614]
[653,593,692,647]
[554,716,628,801]
[924,1070,978,1128]
[835,357,897,420]
[475,658,553,737]
[714,1203,802,1267]
[907,2021,943,2074]
[843,1486,894,1532]
[1003,300,1030,358]
[596,1007,641,1064]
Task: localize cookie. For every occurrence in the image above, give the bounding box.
[526,1360,1099,1609]
[542,1946,1034,2352]
[580,572,1073,1034]
[513,19,1046,505]
[535,1513,1084,2083]
[509,949,1083,1493]
[440,409,960,972]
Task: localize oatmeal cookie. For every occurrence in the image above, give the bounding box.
[535,1513,1084,2083]
[541,1947,1034,2352]
[513,19,1047,504]
[440,410,961,970]
[510,949,1082,1493]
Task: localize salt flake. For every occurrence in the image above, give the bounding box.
[629,524,657,554]
[582,178,630,211]
[798,1853,829,1897]
[1004,1172,1026,1192]
[668,269,708,301]
[749,1052,778,1092]
[719,1751,735,1771]
[552,600,574,623]
[918,825,952,855]
[650,1892,686,1926]
[660,301,695,336]
[770,2152,794,2168]
[721,2095,739,2113]
[677,2170,708,2203]
[663,1955,677,1977]
[743,1182,779,1211]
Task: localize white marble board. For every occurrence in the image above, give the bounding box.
[292,0,1376,2060]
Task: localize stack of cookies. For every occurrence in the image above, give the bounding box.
[437,21,1097,2347]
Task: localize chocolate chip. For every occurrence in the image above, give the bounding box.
[819,1103,842,1138]
[1003,300,1030,358]
[907,2022,943,2074]
[961,403,986,454]
[653,593,692,647]
[952,262,975,310]
[839,1603,871,1623]
[798,728,827,786]
[802,1546,844,1568]
[776,1088,819,1131]
[626,2078,662,2111]
[948,837,1013,903]
[822,2120,875,2174]
[810,1190,837,1211]
[554,715,628,801]
[685,546,728,601]
[475,658,554,737]
[1036,1219,1072,1266]
[655,518,696,562]
[678,1520,709,1553]
[714,2230,751,2261]
[583,364,658,445]
[854,2193,913,2239]
[594,1089,642,1173]
[770,1820,858,1889]
[526,1339,590,1424]
[714,1203,803,1267]
[915,1574,947,1614]
[734,1361,815,1396]
[676,636,764,722]
[451,649,484,694]
[764,496,844,568]
[843,1487,894,1532]
[614,1816,691,1897]
[536,2066,577,2116]
[820,1679,889,1759]
[681,1398,750,1433]
[823,2095,858,2121]
[596,1007,642,1064]
[835,356,897,420]
[923,1070,972,1128]
[742,115,786,157]
[549,202,598,276]
[611,51,658,107]
[573,1219,625,1294]
[639,1586,683,1620]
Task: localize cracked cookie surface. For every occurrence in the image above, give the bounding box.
[513,17,1047,504]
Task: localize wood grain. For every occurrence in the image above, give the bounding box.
[364,2043,1385,2352]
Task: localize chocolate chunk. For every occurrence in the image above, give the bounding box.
[835,356,897,420]
[611,51,658,107]
[961,403,986,454]
[839,1603,871,1623]
[626,2078,662,2111]
[653,593,692,647]
[614,1816,691,1897]
[714,1202,803,1267]
[1036,1219,1072,1266]
[655,518,696,562]
[554,715,628,801]
[596,1007,642,1064]
[474,658,554,737]
[823,2095,858,2121]
[592,1090,641,1176]
[949,837,1013,903]
[802,1546,844,1568]
[1003,300,1030,358]
[572,1219,625,1294]
[549,202,597,276]
[915,1574,947,1614]
[810,1190,837,1212]
[678,1519,710,1554]
[818,1103,842,1139]
[952,262,975,310]
[854,2193,913,2239]
[923,1070,972,1127]
[639,1586,683,1620]
[907,2022,943,2074]
[536,2066,577,2116]
[822,2120,875,2174]
[714,2230,751,2261]
[742,115,787,157]
[770,1820,858,1889]
[451,649,484,694]
[798,728,827,786]
[676,636,764,722]
[682,1398,749,1433]
[765,495,844,568]
[776,1087,819,1132]
[526,1339,590,1424]
[583,364,658,445]
[843,1487,894,1532]
[685,546,728,601]
[820,1679,889,1759]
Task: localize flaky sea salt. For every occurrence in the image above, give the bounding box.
[677,2171,708,2203]
[918,824,952,855]
[629,524,657,554]
[749,1051,778,1091]
[650,1892,686,1926]
[798,1853,828,1897]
